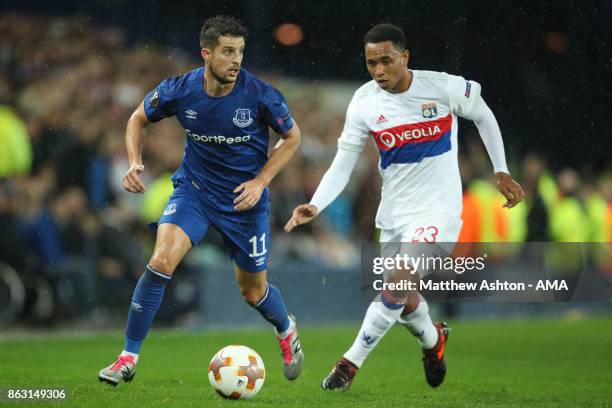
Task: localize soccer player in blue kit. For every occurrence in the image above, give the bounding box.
[98,16,304,386]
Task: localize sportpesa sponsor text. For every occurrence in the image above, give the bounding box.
[186,129,251,145]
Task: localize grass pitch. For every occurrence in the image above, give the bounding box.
[1,317,611,407]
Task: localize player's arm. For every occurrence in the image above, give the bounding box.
[469,97,525,208]
[122,102,151,194]
[284,147,360,232]
[233,122,302,211]
[284,90,367,231]
[449,77,525,208]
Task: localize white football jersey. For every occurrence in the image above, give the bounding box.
[338,70,482,230]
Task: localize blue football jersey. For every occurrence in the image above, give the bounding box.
[143,67,294,213]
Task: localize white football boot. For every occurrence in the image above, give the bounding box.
[98,354,136,386]
[275,314,304,380]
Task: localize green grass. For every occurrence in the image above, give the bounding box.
[1,317,611,407]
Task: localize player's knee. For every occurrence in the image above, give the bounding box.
[148,255,176,276]
[241,282,267,305]
[402,293,428,318]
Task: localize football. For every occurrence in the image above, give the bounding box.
[208,345,266,400]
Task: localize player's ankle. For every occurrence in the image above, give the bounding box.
[340,357,359,370]
[120,350,139,364]
[276,318,294,339]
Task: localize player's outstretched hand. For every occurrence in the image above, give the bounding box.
[284,204,318,232]
[123,163,146,194]
[495,172,525,208]
[234,178,266,211]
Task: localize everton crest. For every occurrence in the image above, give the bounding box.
[233,108,253,128]
[163,203,177,216]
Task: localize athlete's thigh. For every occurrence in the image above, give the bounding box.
[150,223,193,274]
[378,226,419,303]
[151,180,211,273]
[158,178,210,247]
[213,210,270,273]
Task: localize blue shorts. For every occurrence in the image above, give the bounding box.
[157,177,270,272]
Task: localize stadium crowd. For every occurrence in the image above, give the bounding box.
[0,14,610,323]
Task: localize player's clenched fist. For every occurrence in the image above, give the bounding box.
[284,204,318,232]
[495,172,525,208]
[123,163,146,193]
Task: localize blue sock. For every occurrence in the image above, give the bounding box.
[252,284,290,333]
[124,265,171,354]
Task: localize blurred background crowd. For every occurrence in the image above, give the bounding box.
[0,0,610,326]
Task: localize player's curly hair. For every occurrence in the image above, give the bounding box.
[363,23,407,51]
[199,15,248,48]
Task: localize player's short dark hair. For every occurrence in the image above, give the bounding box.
[363,23,407,51]
[199,15,248,48]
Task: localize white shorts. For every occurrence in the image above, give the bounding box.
[380,213,463,243]
[379,213,463,277]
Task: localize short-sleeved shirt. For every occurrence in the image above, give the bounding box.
[143,67,293,214]
[337,70,482,230]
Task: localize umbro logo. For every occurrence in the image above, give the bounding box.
[185,110,198,120]
[130,302,143,312]
[255,257,266,266]
[376,114,388,124]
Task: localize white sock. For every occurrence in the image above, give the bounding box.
[343,299,404,368]
[276,319,294,339]
[120,350,139,363]
[397,294,438,349]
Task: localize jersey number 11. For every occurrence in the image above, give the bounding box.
[248,233,267,257]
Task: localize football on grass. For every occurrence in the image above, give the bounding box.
[208,345,266,400]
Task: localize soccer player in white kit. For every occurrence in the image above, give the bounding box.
[284,23,524,390]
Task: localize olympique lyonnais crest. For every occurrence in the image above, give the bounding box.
[422,103,438,119]
[233,108,253,128]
